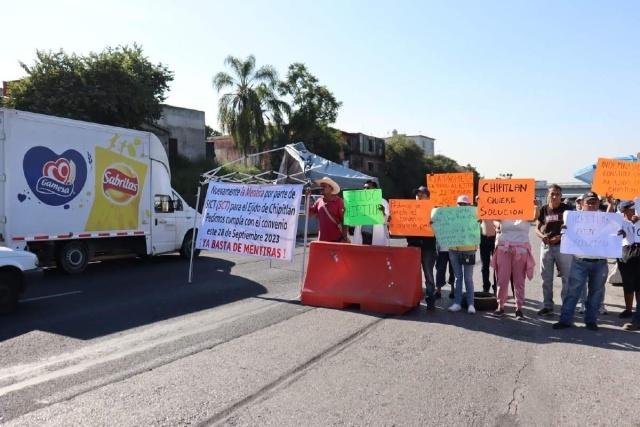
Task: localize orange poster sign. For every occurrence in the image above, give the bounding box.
[477,179,536,220]
[389,199,434,236]
[592,158,640,200]
[426,172,474,206]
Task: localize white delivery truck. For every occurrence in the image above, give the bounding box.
[0,108,200,274]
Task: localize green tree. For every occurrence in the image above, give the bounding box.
[382,134,426,198]
[213,55,288,163]
[278,63,342,161]
[5,45,173,129]
[205,125,221,138]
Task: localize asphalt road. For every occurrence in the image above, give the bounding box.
[1,233,639,426]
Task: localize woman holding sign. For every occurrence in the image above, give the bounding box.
[491,219,536,319]
[446,195,479,314]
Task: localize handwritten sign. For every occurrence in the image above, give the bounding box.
[389,199,434,236]
[196,183,302,261]
[477,178,535,220]
[560,211,623,258]
[343,189,384,226]
[426,172,474,206]
[592,158,640,200]
[430,206,480,247]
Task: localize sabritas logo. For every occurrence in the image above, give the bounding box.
[102,163,139,205]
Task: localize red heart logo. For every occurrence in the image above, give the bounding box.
[43,158,72,184]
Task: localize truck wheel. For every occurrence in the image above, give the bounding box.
[0,270,20,315]
[58,241,89,274]
[180,231,201,260]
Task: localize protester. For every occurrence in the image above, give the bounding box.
[617,200,640,320]
[308,177,349,243]
[351,180,390,246]
[491,217,536,319]
[536,184,573,316]
[406,186,437,310]
[575,195,583,211]
[553,192,611,331]
[480,219,497,293]
[435,245,455,299]
[447,195,478,314]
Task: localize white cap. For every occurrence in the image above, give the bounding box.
[457,195,471,204]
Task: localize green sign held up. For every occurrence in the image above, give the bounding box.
[343,189,385,226]
[431,206,480,247]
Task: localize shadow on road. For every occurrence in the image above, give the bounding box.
[0,255,267,342]
[403,297,640,352]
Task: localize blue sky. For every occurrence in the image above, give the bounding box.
[2,0,639,183]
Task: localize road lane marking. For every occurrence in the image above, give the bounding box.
[19,291,83,303]
[0,291,299,397]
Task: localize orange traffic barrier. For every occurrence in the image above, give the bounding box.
[301,241,422,314]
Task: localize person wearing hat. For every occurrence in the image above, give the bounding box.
[553,191,613,331]
[575,195,584,211]
[616,200,640,325]
[447,195,478,314]
[351,180,390,246]
[308,177,349,243]
[536,184,573,316]
[406,186,438,310]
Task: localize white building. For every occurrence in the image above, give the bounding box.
[384,132,435,156]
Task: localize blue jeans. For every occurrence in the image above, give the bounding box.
[559,257,607,324]
[421,248,437,301]
[540,244,573,309]
[449,250,475,306]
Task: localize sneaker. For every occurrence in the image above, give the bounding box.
[467,305,476,314]
[599,307,608,315]
[619,310,633,319]
[515,310,525,319]
[623,322,640,331]
[552,322,572,330]
[493,309,505,317]
[538,308,554,316]
[448,303,462,312]
[585,322,599,331]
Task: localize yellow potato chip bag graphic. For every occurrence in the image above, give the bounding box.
[85,147,148,231]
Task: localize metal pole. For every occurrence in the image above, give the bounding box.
[188,185,202,284]
[299,189,311,293]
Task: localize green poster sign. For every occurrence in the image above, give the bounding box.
[430,206,480,247]
[343,189,385,226]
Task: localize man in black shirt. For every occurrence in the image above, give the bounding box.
[407,186,438,310]
[536,184,573,316]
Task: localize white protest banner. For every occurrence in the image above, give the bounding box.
[560,211,623,258]
[196,183,303,261]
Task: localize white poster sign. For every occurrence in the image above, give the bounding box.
[560,211,623,258]
[196,183,303,261]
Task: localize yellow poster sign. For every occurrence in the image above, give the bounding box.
[85,146,148,231]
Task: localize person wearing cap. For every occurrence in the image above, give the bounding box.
[553,191,613,331]
[308,177,349,243]
[575,195,584,211]
[536,184,573,316]
[406,186,438,310]
[351,180,389,246]
[447,195,478,314]
[616,200,640,324]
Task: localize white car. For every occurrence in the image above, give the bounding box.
[0,247,41,314]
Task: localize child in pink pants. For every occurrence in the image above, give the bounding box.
[491,220,535,318]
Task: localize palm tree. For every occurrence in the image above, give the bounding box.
[213,55,288,164]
